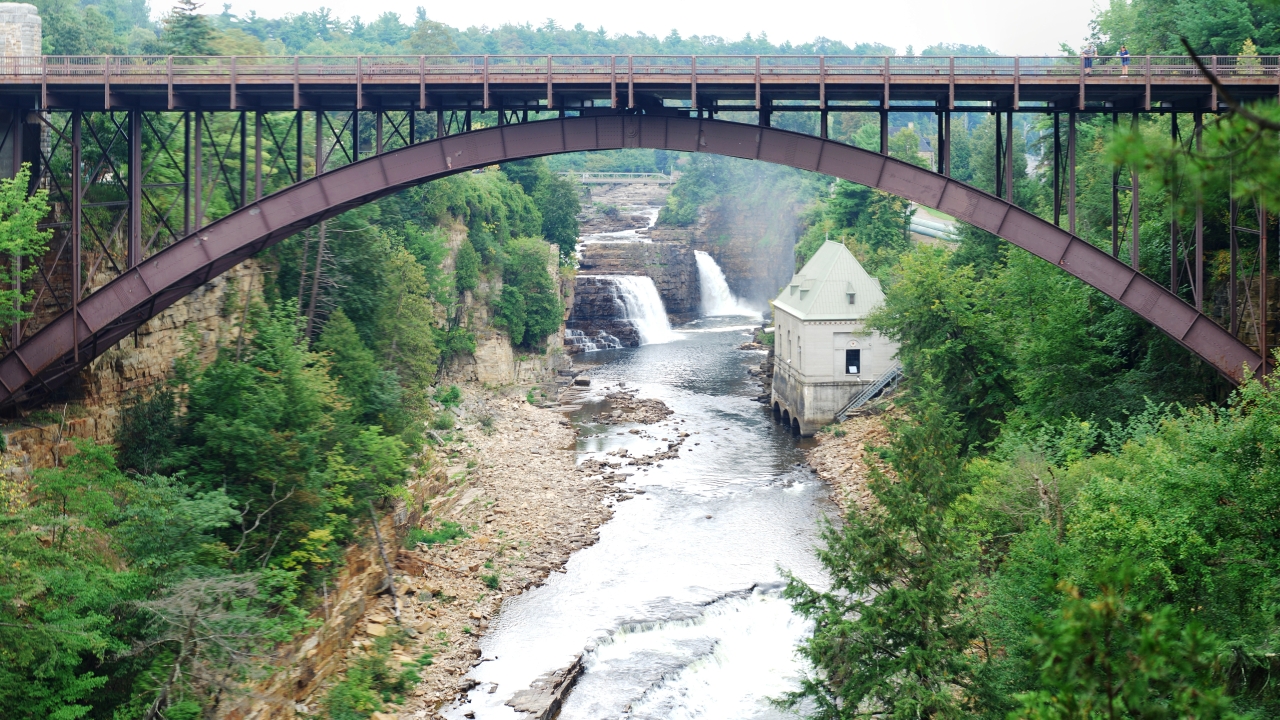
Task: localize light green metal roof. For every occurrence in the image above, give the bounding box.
[773,241,885,321]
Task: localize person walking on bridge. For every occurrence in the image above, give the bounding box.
[1084,45,1094,75]
[1120,45,1131,76]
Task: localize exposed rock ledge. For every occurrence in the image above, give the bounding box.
[805,404,902,515]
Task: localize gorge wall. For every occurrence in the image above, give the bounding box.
[3,260,265,473]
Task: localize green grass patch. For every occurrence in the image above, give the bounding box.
[404,520,469,549]
[482,573,500,589]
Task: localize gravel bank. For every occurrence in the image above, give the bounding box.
[328,386,627,719]
[805,405,902,515]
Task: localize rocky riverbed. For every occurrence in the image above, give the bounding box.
[315,386,633,719]
[804,402,901,514]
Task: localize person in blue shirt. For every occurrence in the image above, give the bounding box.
[1120,45,1131,76]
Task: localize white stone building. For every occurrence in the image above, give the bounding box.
[771,241,899,436]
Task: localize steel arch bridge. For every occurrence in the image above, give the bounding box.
[0,115,1264,411]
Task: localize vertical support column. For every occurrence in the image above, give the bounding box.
[194,110,203,231]
[183,112,190,234]
[1171,113,1180,293]
[295,110,303,183]
[943,111,951,176]
[1004,109,1014,202]
[1053,112,1061,226]
[1130,112,1140,269]
[610,55,617,109]
[820,109,828,139]
[1261,201,1268,367]
[879,109,888,155]
[995,110,1004,199]
[71,110,81,361]
[937,110,945,175]
[376,111,383,154]
[1195,112,1204,311]
[1068,112,1077,234]
[238,111,247,208]
[351,110,360,163]
[1229,198,1238,334]
[128,109,142,268]
[254,112,262,201]
[484,55,491,110]
[1111,112,1119,258]
[419,56,426,110]
[436,109,443,138]
[542,55,549,110]
[628,55,634,109]
[315,110,324,176]
[10,110,21,346]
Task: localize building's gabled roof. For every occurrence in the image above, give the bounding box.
[773,241,886,321]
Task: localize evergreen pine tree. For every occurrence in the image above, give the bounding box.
[161,0,215,56]
[782,382,987,719]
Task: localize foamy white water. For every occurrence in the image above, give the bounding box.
[607,275,683,345]
[695,250,758,317]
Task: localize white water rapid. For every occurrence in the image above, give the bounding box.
[607,275,683,345]
[695,251,758,317]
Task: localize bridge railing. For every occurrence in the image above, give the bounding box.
[14,54,1280,82]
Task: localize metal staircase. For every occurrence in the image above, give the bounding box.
[835,362,903,421]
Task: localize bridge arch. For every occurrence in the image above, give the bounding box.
[0,116,1262,410]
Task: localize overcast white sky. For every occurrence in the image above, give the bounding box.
[214,0,1100,56]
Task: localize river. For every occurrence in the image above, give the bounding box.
[444,314,835,719]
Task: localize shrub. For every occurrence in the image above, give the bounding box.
[404,521,469,549]
[482,573,500,589]
[430,410,455,431]
[434,385,462,408]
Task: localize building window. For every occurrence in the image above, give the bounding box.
[845,349,861,375]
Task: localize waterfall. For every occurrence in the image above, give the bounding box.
[695,250,757,317]
[606,275,682,345]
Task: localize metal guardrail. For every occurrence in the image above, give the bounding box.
[564,172,674,184]
[0,54,1274,82]
[836,361,903,421]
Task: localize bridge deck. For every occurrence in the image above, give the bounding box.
[2,54,1275,111]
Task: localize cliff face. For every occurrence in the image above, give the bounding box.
[576,241,699,318]
[650,182,803,307]
[4,260,264,473]
[440,224,572,385]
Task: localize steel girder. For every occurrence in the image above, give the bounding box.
[0,116,1263,411]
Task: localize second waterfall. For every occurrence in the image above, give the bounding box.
[695,251,758,317]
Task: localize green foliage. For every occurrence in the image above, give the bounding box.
[322,633,417,719]
[158,0,215,55]
[0,166,51,329]
[115,388,178,475]
[871,246,1016,448]
[404,521,468,549]
[494,238,564,349]
[481,573,500,589]
[454,240,481,293]
[434,385,462,408]
[782,389,986,718]
[1012,569,1241,720]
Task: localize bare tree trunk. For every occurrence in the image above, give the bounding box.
[368,501,402,623]
[304,220,328,340]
